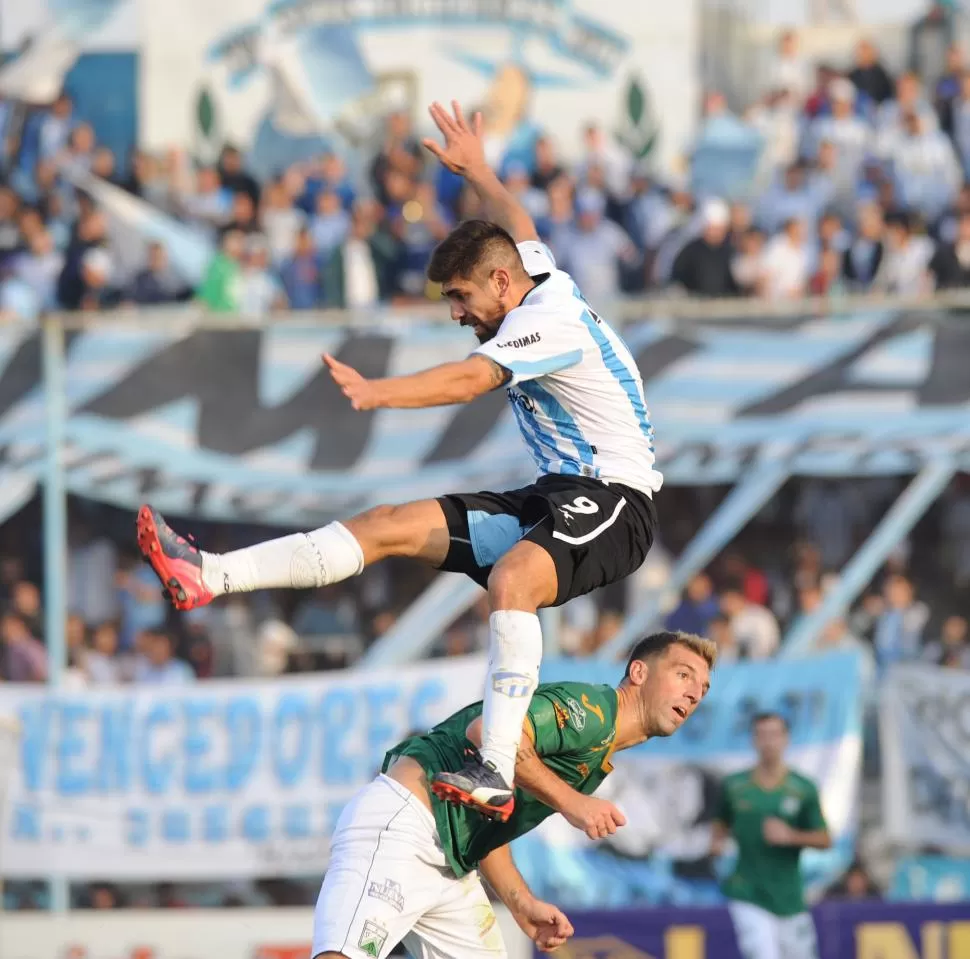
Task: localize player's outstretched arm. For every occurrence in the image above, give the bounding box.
[466,716,626,841]
[323,353,509,410]
[479,845,573,953]
[423,100,539,243]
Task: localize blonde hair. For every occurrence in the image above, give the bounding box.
[624,630,718,676]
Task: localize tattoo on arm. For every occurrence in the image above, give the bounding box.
[483,357,512,389]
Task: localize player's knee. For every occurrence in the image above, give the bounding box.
[487,545,557,609]
[346,501,448,564]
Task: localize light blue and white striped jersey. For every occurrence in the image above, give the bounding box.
[474,241,662,496]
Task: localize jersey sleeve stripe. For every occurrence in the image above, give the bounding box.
[495,348,583,382]
[577,306,655,449]
[518,380,596,469]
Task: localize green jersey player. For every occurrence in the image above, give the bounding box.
[711,712,832,959]
[312,630,715,959]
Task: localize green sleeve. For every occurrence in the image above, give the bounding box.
[799,782,827,832]
[715,779,734,827]
[527,684,615,757]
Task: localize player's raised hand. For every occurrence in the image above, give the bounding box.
[563,794,627,840]
[422,100,486,176]
[514,897,574,953]
[322,353,381,411]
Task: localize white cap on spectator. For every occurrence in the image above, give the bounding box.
[701,197,730,228]
[829,77,856,103]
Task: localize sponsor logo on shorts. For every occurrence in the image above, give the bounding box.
[367,878,404,913]
[358,919,388,957]
[495,332,541,349]
[492,671,534,698]
[566,697,587,731]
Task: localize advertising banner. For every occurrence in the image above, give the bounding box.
[0,655,487,879]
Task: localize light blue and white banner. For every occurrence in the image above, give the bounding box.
[0,655,487,879]
[0,312,967,528]
[514,650,865,908]
[881,663,970,853]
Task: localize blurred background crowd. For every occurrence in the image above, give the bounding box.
[8,12,970,319]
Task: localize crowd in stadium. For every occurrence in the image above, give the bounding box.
[5,31,970,317]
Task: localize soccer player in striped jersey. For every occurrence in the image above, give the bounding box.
[136,100,661,824]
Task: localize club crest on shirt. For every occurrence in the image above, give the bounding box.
[358,920,388,957]
[566,697,587,731]
[781,795,801,817]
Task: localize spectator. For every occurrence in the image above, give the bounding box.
[197,229,244,313]
[78,247,121,311]
[1,610,47,682]
[12,580,42,640]
[224,189,260,236]
[876,72,938,160]
[849,39,895,106]
[133,629,195,685]
[577,122,631,198]
[531,135,565,191]
[760,216,810,299]
[756,162,820,235]
[665,573,720,635]
[811,246,846,296]
[730,226,767,295]
[239,237,286,317]
[85,621,122,685]
[181,166,232,231]
[769,30,811,102]
[14,229,63,311]
[670,198,737,296]
[909,1,956,85]
[217,144,260,206]
[370,110,423,206]
[128,241,192,305]
[260,179,306,266]
[280,227,322,310]
[38,93,73,161]
[827,861,881,900]
[805,79,869,187]
[923,614,970,668]
[320,200,399,309]
[874,211,935,294]
[60,123,96,179]
[709,613,741,664]
[394,181,454,297]
[553,187,638,304]
[310,189,351,259]
[0,187,22,263]
[90,146,118,185]
[56,208,109,309]
[720,585,780,659]
[843,202,885,289]
[892,111,961,221]
[934,44,964,113]
[929,209,970,287]
[873,573,930,673]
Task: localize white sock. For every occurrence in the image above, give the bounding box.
[479,610,542,785]
[201,522,364,596]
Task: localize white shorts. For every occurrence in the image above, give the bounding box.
[312,775,507,959]
[728,901,819,959]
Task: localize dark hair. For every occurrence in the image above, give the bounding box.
[426,219,521,283]
[751,711,789,731]
[624,630,718,678]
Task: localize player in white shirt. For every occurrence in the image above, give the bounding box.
[135,101,660,823]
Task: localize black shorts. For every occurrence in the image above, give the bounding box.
[436,474,657,606]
